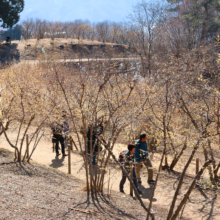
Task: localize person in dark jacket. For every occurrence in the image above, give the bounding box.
[52,122,68,157]
[119,144,142,194]
[87,123,103,165]
[135,133,155,184]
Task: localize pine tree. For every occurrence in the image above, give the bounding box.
[167,0,220,43]
[0,0,24,28]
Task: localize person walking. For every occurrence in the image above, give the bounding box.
[52,122,68,157]
[135,133,155,184]
[119,144,142,194]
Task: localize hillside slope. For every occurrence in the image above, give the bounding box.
[0,38,135,62]
[0,148,160,220]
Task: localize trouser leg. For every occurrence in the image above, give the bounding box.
[60,139,65,154]
[119,171,127,191]
[144,158,153,181]
[88,153,95,163]
[88,154,90,163]
[132,168,138,189]
[135,163,142,181]
[55,141,59,154]
[92,154,96,165]
[64,137,68,148]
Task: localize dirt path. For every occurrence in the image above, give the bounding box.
[1,131,219,219]
[18,57,140,65]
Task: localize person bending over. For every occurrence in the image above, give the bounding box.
[119,144,142,194]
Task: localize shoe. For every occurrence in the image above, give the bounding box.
[137,189,143,194]
[148,179,156,184]
[120,189,125,193]
[138,179,142,184]
[62,154,68,157]
[56,153,61,156]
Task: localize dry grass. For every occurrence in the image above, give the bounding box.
[3,38,132,61]
[12,38,106,49]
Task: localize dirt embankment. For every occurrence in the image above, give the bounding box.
[0,38,137,62]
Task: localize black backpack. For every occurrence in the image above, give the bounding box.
[118,150,128,164]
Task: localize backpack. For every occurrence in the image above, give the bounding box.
[118,150,128,164]
[132,139,142,157]
[52,124,63,136]
[51,123,63,143]
[133,139,139,145]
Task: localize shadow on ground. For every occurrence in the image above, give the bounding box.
[138,183,157,201]
[0,43,20,65]
[50,156,65,168]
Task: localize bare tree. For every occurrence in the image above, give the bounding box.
[21,18,34,39]
[0,64,56,163]
[33,19,48,40]
[129,1,166,75]
[96,21,110,43]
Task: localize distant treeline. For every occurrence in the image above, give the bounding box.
[0,19,134,45]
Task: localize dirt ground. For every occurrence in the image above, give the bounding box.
[1,128,220,220]
[1,148,161,220]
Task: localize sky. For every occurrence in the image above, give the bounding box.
[19,0,142,23]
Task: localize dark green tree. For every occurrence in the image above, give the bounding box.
[0,0,24,28]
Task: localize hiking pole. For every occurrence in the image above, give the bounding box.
[130,161,133,197]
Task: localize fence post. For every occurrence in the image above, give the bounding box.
[68,145,71,174]
[130,161,133,197]
[26,134,29,160]
[196,158,199,175]
[70,137,73,151]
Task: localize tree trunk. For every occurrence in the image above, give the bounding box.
[170,143,187,171]
[167,141,200,220]
[147,116,167,220]
[170,160,212,220]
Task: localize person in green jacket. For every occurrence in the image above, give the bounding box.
[135,133,155,184]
